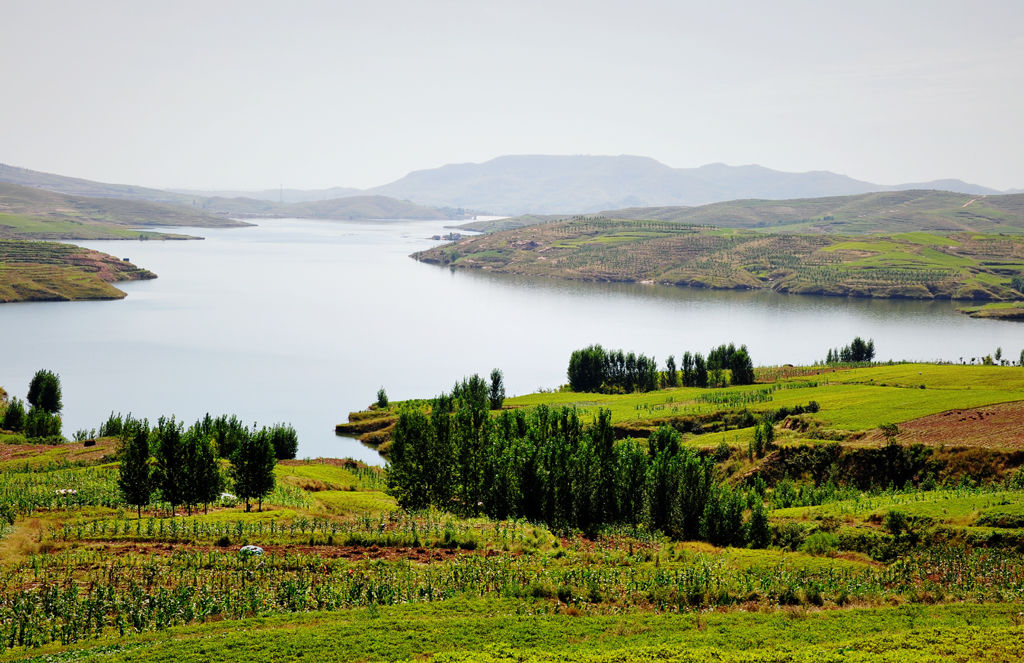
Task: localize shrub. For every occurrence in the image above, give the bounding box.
[801,531,839,556]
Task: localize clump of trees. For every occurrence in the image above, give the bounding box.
[707,343,755,386]
[116,412,294,517]
[568,343,756,393]
[825,337,876,364]
[567,345,659,393]
[387,384,771,547]
[1,369,63,439]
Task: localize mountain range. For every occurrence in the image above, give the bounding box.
[1,156,1015,218]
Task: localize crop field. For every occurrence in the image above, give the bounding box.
[0,239,155,303]
[5,362,1024,661]
[415,218,1024,306]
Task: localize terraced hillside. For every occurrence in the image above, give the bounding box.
[457,190,1024,235]
[0,239,155,302]
[417,218,1024,302]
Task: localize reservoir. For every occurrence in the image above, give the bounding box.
[3,218,1021,464]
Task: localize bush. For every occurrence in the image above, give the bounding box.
[376,387,388,409]
[772,522,807,551]
[801,531,839,556]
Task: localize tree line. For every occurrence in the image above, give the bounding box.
[116,412,298,517]
[387,386,771,547]
[568,343,755,394]
[825,337,876,364]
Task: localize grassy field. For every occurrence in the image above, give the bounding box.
[5,362,1024,661]
[420,218,1024,306]
[0,239,156,303]
[346,364,1024,455]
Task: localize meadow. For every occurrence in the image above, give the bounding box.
[3,362,1024,661]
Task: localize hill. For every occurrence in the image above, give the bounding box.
[196,194,468,220]
[0,182,246,239]
[0,162,194,205]
[0,239,156,302]
[415,217,1024,305]
[369,155,1005,215]
[456,190,1024,235]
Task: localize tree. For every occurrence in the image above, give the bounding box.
[231,428,276,512]
[568,345,606,392]
[266,423,299,460]
[24,407,61,438]
[153,417,186,516]
[995,347,1003,363]
[376,387,388,409]
[118,423,152,518]
[664,355,679,387]
[489,368,506,410]
[1,397,25,433]
[729,348,755,385]
[27,369,62,414]
[745,500,771,548]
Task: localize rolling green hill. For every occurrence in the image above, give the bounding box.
[456,190,1024,235]
[197,194,464,220]
[416,218,1024,303]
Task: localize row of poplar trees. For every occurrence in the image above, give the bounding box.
[387,387,770,546]
[117,414,297,517]
[569,343,756,393]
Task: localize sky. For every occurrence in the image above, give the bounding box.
[1,0,1022,191]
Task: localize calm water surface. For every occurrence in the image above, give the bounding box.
[3,218,1021,464]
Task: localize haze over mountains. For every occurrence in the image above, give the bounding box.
[0,156,1014,219]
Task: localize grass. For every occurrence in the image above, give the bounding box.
[4,600,1023,662]
[0,213,190,240]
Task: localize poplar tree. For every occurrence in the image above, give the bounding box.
[118,423,152,519]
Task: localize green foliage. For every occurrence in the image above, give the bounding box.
[828,336,876,364]
[153,416,187,514]
[489,368,505,410]
[27,368,62,413]
[24,405,62,438]
[117,422,152,518]
[376,387,389,409]
[568,345,658,393]
[1,396,25,432]
[231,427,277,512]
[266,422,299,460]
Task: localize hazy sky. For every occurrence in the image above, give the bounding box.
[2,0,1022,190]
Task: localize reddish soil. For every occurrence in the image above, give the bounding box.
[864,400,1024,450]
[78,541,490,563]
[0,437,117,465]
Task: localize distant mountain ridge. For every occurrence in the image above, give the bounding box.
[2,156,1013,218]
[365,155,1005,215]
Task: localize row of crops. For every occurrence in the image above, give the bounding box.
[2,544,1022,650]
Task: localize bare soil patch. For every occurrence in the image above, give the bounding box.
[865,400,1024,450]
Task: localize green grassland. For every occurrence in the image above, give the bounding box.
[416,218,1024,305]
[348,364,1024,454]
[0,239,156,303]
[6,362,1024,661]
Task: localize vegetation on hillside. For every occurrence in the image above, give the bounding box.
[0,239,156,303]
[417,217,1024,304]
[4,356,1024,661]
